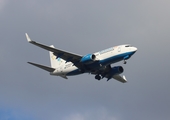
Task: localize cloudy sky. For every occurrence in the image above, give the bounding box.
[0,0,170,120]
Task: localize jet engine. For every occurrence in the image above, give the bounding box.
[103,66,124,80]
[110,66,124,75]
[80,54,96,64]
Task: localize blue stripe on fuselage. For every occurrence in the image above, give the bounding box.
[66,51,135,76]
[99,51,136,66]
[67,69,83,76]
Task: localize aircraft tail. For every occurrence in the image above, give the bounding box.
[49,45,66,68]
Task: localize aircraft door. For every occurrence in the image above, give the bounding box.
[118,46,121,52]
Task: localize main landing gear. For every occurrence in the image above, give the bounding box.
[95,74,101,80]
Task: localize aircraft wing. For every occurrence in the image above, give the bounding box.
[26,33,82,64]
[91,65,127,83]
[28,62,68,79]
[113,75,127,83]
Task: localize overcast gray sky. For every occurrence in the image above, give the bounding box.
[0,0,170,120]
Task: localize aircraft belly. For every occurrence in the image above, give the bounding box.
[64,65,82,76]
[66,69,83,76]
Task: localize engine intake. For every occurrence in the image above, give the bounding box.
[80,54,96,64]
[110,66,124,75]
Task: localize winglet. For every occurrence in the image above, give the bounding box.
[113,75,127,83]
[25,33,32,43]
[123,75,127,81]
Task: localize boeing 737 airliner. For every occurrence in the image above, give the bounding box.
[26,33,137,83]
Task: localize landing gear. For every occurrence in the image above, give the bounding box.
[123,60,127,64]
[95,74,101,80]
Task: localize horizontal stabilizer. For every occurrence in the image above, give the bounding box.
[28,62,55,72]
[59,75,68,79]
[113,75,127,83]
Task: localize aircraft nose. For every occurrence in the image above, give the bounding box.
[131,47,137,53]
[134,47,137,52]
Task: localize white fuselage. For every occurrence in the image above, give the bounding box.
[50,44,137,76]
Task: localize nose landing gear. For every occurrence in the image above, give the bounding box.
[124,60,127,64]
[123,55,130,64]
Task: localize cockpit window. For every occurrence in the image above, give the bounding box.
[125,45,132,47]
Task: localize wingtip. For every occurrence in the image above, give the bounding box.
[25,33,32,42]
[123,75,127,83]
[27,61,32,64]
[50,45,55,48]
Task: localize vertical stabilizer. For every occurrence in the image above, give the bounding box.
[49,45,66,68]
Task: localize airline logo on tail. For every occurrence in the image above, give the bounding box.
[51,54,56,60]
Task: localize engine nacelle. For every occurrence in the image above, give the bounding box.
[80,54,96,64]
[110,66,124,75]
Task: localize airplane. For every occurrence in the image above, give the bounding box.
[25,33,137,83]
